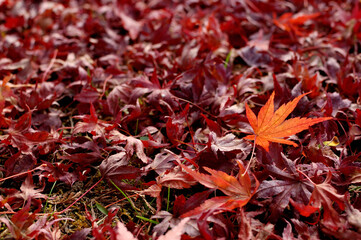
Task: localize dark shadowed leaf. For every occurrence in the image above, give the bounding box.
[292,171,346,230]
[100,150,141,183]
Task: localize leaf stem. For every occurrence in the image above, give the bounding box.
[41,49,58,83]
[296,169,315,185]
[0,164,46,182]
[99,74,113,99]
[172,96,218,118]
[243,136,257,176]
[104,193,139,208]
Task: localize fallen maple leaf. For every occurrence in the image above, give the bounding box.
[108,130,150,163]
[15,174,47,203]
[179,161,258,217]
[114,221,138,240]
[244,91,332,152]
[158,217,190,240]
[113,217,189,240]
[291,171,346,231]
[73,103,110,137]
[0,190,70,240]
[273,12,320,36]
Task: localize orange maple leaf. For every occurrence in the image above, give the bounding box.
[273,12,320,36]
[244,92,332,152]
[179,161,258,217]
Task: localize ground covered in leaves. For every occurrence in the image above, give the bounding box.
[1,0,361,239]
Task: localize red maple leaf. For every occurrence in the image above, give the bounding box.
[73,103,110,136]
[291,171,346,230]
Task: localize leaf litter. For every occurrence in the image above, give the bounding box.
[0,0,361,239]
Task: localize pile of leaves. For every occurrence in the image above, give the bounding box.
[1,0,361,239]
